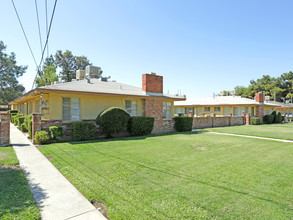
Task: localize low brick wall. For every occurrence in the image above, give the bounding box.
[162,119,176,133]
[0,113,10,146]
[193,116,245,129]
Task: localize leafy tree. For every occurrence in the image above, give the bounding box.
[43,55,57,69]
[0,41,26,104]
[55,50,92,82]
[35,65,58,87]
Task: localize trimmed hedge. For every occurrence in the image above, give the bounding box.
[49,126,64,141]
[71,121,95,141]
[263,115,274,124]
[250,117,262,125]
[96,107,130,137]
[34,131,50,145]
[13,114,24,126]
[174,116,193,132]
[19,123,28,132]
[128,116,154,136]
[17,117,25,128]
[271,111,283,123]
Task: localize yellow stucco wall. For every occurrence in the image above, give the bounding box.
[48,93,146,120]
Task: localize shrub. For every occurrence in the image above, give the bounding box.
[263,115,274,124]
[173,116,193,132]
[11,115,16,124]
[96,107,130,137]
[17,117,25,128]
[250,117,262,125]
[13,114,24,126]
[281,116,285,122]
[276,112,282,123]
[128,116,154,136]
[8,110,18,114]
[34,131,50,145]
[49,126,64,141]
[71,121,95,141]
[28,120,32,139]
[19,123,28,132]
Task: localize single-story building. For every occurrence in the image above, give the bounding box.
[10,68,185,133]
[174,93,279,119]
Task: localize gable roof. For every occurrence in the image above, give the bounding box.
[10,78,185,104]
[175,96,280,107]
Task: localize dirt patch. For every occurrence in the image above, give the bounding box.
[91,200,109,219]
[0,164,21,172]
[192,147,207,150]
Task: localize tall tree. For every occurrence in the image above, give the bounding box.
[55,50,92,82]
[35,65,58,87]
[0,41,26,104]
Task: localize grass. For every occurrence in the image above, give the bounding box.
[0,147,40,220]
[40,132,293,219]
[205,122,293,140]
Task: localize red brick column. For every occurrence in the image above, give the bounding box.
[245,113,250,125]
[144,99,163,133]
[32,113,42,143]
[0,113,10,146]
[256,105,264,121]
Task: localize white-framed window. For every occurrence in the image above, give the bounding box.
[204,107,210,112]
[125,100,137,116]
[163,102,172,119]
[62,97,80,121]
[175,107,184,114]
[214,107,221,112]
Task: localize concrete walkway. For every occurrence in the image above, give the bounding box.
[10,124,106,220]
[194,130,293,143]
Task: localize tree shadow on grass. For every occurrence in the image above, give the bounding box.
[0,167,43,219]
[68,131,203,145]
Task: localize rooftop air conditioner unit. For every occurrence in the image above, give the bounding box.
[76,70,86,80]
[85,65,101,78]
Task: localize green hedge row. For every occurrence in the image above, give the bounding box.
[250,117,262,125]
[128,116,154,136]
[173,116,193,132]
[71,121,95,141]
[263,115,274,124]
[49,126,64,141]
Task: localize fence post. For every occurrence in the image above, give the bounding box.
[0,113,11,146]
[32,113,42,143]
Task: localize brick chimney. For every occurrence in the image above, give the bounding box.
[142,72,163,94]
[256,92,264,103]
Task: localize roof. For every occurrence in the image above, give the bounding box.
[10,78,185,104]
[174,96,281,107]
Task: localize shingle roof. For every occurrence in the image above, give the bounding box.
[37,78,184,100]
[175,96,280,106]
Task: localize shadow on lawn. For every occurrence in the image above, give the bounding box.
[69,131,203,145]
[0,167,42,219]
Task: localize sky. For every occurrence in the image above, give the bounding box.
[1,0,293,98]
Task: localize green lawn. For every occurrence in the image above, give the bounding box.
[206,123,293,140]
[0,147,40,220]
[40,133,293,219]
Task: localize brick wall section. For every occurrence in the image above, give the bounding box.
[245,114,250,125]
[163,119,176,133]
[32,113,42,143]
[144,99,165,133]
[214,117,230,127]
[256,105,264,121]
[193,117,213,129]
[193,116,245,129]
[0,113,10,146]
[142,74,163,94]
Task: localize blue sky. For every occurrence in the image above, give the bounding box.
[1,0,293,97]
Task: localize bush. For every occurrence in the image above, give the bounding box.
[34,131,50,145]
[96,107,130,137]
[71,121,95,141]
[13,114,24,126]
[263,115,274,124]
[11,115,16,124]
[173,116,193,132]
[17,117,25,128]
[7,110,18,114]
[276,112,282,123]
[28,120,32,139]
[19,123,28,132]
[250,117,262,125]
[49,126,64,141]
[128,116,154,136]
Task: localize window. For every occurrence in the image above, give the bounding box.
[28,102,33,114]
[163,102,171,119]
[175,107,184,114]
[185,107,194,114]
[214,107,221,112]
[62,97,80,121]
[125,100,137,116]
[35,100,40,113]
[251,107,254,116]
[204,107,210,112]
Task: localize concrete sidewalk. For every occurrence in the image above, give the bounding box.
[10,124,106,220]
[195,130,293,143]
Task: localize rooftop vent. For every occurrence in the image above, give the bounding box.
[101,77,108,82]
[86,65,101,78]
